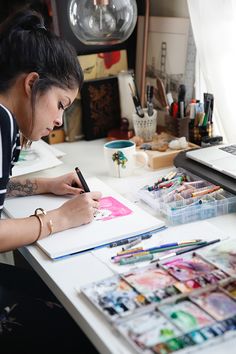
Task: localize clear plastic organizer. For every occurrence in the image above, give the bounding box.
[137,168,236,225]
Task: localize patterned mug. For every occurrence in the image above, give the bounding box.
[104,140,148,178]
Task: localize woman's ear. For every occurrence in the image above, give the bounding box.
[24,72,39,96]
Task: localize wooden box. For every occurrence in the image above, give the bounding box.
[147,143,198,169]
[137,140,199,170]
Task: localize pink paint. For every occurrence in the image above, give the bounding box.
[95,196,132,221]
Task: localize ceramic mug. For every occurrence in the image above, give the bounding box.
[104,140,148,178]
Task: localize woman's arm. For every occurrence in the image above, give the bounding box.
[0,191,101,252]
[7,171,85,197]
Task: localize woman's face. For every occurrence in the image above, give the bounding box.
[23,86,78,141]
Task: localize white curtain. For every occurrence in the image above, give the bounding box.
[187,0,236,143]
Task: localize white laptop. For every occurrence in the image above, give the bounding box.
[186,144,236,179]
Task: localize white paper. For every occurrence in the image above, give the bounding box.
[93,220,226,274]
[4,177,165,260]
[12,140,63,177]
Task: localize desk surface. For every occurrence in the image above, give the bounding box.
[16,139,236,354]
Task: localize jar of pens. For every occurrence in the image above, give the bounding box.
[130,83,157,142]
[164,84,190,140]
[188,93,214,146]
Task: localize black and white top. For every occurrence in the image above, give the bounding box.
[0,104,21,216]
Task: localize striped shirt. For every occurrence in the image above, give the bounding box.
[0,104,21,216]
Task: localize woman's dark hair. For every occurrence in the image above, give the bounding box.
[0,8,84,99]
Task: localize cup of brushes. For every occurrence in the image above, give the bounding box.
[133,108,157,142]
[131,83,157,142]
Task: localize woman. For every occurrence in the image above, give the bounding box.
[0,7,101,353]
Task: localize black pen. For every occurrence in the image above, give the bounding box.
[75,167,90,192]
[151,238,221,263]
[178,84,186,118]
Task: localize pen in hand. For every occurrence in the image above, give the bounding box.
[74,167,90,192]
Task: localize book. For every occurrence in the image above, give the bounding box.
[4,178,165,259]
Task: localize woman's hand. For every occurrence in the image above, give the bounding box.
[8,172,91,197]
[55,191,102,230]
[45,172,88,196]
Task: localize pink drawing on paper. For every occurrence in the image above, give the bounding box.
[94,196,132,221]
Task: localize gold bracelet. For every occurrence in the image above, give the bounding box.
[48,219,54,235]
[30,214,43,243]
[35,208,46,216]
[30,208,54,241]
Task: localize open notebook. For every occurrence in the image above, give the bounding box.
[4,177,165,260]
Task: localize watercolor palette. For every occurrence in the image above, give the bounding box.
[115,301,236,354]
[116,309,183,350]
[199,238,236,277]
[122,265,180,302]
[81,274,149,321]
[190,290,236,321]
[81,250,236,353]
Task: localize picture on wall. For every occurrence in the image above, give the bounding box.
[135,16,191,106]
[78,49,128,81]
[81,76,121,140]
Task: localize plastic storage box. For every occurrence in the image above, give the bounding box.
[137,168,236,225]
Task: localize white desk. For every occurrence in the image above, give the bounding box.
[14,139,236,354]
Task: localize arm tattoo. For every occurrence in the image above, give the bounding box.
[7,179,38,197]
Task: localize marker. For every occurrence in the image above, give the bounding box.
[122,237,142,250]
[117,247,144,255]
[113,251,151,263]
[146,84,154,116]
[179,101,185,118]
[178,84,186,118]
[109,233,153,248]
[120,254,153,265]
[75,167,90,192]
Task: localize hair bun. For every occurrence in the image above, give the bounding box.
[9,9,45,32]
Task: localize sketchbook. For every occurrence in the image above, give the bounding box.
[4,177,165,259]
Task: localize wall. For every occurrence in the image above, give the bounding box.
[143,0,196,122]
[151,0,189,18]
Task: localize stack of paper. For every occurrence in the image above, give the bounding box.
[12,140,64,177]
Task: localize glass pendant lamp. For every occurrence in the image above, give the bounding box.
[68,0,138,45]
